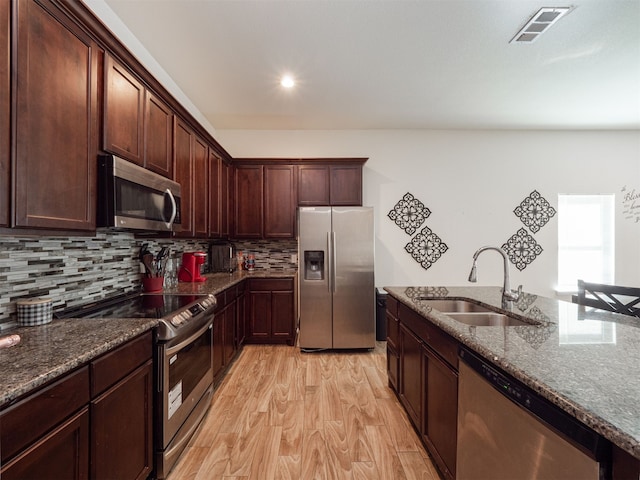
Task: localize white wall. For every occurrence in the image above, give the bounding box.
[217,129,640,297]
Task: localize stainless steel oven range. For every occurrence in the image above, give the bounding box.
[58,292,216,479]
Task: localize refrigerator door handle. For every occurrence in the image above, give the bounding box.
[327,232,332,293]
[331,231,337,294]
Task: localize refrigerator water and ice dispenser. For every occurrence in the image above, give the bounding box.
[304,251,324,280]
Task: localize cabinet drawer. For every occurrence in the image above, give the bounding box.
[398,303,458,370]
[215,289,227,310]
[427,324,458,370]
[1,366,90,463]
[248,278,293,291]
[91,331,152,397]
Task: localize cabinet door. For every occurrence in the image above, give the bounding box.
[1,408,89,480]
[14,0,98,230]
[174,118,193,236]
[298,165,330,206]
[212,314,224,380]
[223,299,237,365]
[271,290,294,343]
[234,165,263,238]
[399,323,422,429]
[192,136,208,238]
[91,361,153,480]
[247,290,271,340]
[221,161,231,238]
[104,53,144,165]
[0,0,8,227]
[208,150,221,238]
[386,311,400,391]
[237,289,246,346]
[330,165,362,206]
[264,165,296,238]
[424,347,458,480]
[144,91,173,178]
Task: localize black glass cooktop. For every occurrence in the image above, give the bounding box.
[56,293,207,319]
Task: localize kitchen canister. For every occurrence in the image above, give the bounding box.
[16,297,53,326]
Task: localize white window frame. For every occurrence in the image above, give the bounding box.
[557,194,615,293]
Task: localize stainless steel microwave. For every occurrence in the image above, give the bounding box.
[97,154,181,232]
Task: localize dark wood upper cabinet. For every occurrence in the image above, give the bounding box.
[208,149,221,238]
[193,135,209,238]
[330,164,362,206]
[297,160,365,206]
[173,118,194,237]
[234,165,263,238]
[298,165,330,206]
[221,161,231,238]
[264,165,296,238]
[0,0,9,227]
[103,53,144,165]
[144,91,173,178]
[14,0,99,231]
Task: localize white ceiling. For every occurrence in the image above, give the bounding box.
[101,0,640,131]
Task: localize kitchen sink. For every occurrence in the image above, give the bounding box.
[417,298,494,313]
[445,312,534,327]
[418,298,541,327]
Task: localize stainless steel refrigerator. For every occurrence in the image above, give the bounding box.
[298,206,375,350]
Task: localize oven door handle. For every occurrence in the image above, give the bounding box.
[166,317,213,357]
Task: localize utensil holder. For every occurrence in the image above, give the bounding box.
[142,277,164,292]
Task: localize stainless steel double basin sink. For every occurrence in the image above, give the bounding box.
[418,298,539,327]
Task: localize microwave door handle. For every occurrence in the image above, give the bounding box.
[165,188,177,229]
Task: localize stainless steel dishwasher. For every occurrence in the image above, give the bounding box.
[457,347,609,480]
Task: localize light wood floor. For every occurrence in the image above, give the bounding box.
[168,342,440,480]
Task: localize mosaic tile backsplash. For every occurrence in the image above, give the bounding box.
[0,232,298,327]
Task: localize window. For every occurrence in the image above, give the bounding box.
[557,194,614,292]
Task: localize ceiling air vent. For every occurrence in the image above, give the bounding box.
[510,7,571,44]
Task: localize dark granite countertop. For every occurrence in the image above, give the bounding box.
[0,269,296,408]
[384,286,640,460]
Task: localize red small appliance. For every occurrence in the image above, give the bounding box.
[178,252,207,282]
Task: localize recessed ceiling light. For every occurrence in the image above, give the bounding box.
[280,75,295,89]
[510,7,572,44]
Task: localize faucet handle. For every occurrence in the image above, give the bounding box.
[512,285,523,300]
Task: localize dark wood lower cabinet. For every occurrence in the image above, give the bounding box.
[423,346,458,480]
[245,278,295,345]
[91,360,153,480]
[1,408,90,480]
[213,284,244,383]
[399,323,423,428]
[0,332,152,480]
[389,300,459,480]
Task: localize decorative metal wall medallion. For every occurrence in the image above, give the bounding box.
[514,190,556,233]
[502,228,543,271]
[405,226,448,270]
[388,192,431,235]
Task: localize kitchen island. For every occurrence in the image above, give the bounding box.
[385,285,640,478]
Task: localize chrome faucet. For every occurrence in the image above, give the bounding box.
[468,246,522,310]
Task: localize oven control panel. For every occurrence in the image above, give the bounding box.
[168,296,216,328]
